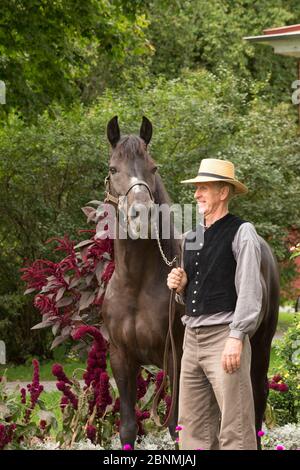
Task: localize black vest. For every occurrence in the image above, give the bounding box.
[184,213,246,316]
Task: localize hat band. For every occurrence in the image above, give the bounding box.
[197,171,234,180]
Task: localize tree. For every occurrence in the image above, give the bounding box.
[0,0,152,120]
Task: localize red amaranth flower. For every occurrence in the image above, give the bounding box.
[96,372,112,416]
[0,423,16,450]
[52,363,73,385]
[136,370,148,401]
[272,374,283,383]
[20,388,26,404]
[21,259,57,291]
[155,370,166,399]
[46,234,75,256]
[39,420,47,430]
[34,294,58,315]
[101,261,115,283]
[60,395,69,411]
[24,359,44,423]
[278,383,289,393]
[86,425,97,443]
[56,381,78,410]
[136,408,150,436]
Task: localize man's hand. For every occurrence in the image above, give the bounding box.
[167,267,188,294]
[221,337,243,374]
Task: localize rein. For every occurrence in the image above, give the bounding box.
[104,174,180,428]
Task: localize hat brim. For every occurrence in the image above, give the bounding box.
[180,176,248,195]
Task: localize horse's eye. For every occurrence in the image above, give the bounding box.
[151,167,158,174]
[109,167,117,175]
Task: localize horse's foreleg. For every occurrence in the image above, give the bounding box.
[110,345,139,449]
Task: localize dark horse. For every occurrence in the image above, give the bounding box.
[101,116,279,449]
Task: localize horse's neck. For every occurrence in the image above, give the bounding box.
[113,239,166,280]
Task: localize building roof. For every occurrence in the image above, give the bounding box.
[244,24,300,57]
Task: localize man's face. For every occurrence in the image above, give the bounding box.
[194,182,224,216]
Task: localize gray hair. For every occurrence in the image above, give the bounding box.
[214,181,235,201]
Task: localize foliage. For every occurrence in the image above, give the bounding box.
[0,359,57,449]
[0,329,172,450]
[21,202,114,349]
[266,319,300,426]
[261,423,300,450]
[146,0,299,105]
[0,0,152,120]
[290,243,300,260]
[1,71,299,359]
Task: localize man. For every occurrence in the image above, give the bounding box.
[167,158,262,450]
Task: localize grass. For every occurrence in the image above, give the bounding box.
[0,311,297,383]
[276,312,298,334]
[0,360,87,382]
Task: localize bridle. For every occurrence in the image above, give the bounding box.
[104,175,154,206]
[104,174,177,267]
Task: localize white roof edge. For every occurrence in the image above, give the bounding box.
[244,31,300,41]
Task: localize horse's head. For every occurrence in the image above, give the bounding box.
[106,116,158,239]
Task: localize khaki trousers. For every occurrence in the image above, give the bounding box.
[178,324,257,450]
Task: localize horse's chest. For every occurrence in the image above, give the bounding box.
[103,281,168,360]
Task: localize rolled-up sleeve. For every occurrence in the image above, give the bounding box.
[229,223,262,341]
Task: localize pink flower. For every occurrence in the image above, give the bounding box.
[276,445,285,450]
[257,430,265,437]
[123,443,132,450]
[176,425,183,431]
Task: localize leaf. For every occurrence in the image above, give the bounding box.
[56,287,66,302]
[24,287,36,295]
[95,261,104,283]
[31,320,54,330]
[57,296,74,308]
[61,325,71,337]
[86,200,102,206]
[51,335,67,350]
[79,291,95,311]
[85,272,94,286]
[69,277,80,289]
[95,230,108,240]
[74,239,94,250]
[0,403,10,419]
[52,323,60,336]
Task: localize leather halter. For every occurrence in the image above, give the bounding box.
[104,175,154,205]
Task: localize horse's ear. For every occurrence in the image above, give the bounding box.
[140,116,153,145]
[107,116,120,148]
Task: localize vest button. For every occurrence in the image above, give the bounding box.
[195,262,198,265]
[197,252,200,255]
[192,300,196,303]
[196,272,199,275]
[195,281,198,284]
[193,309,196,312]
[193,291,197,294]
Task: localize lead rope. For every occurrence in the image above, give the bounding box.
[152,223,180,430]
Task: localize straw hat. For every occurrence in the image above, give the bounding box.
[181,158,248,195]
